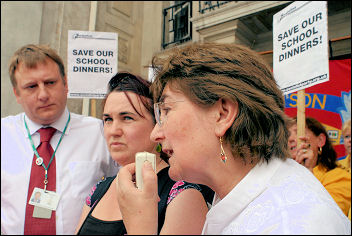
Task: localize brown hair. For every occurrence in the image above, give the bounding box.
[151,42,290,164]
[103,72,153,120]
[8,44,66,89]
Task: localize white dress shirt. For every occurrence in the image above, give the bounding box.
[1,108,118,235]
[202,158,351,235]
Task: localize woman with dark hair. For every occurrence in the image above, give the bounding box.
[288,116,351,216]
[75,72,213,234]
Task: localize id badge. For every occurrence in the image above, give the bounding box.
[29,187,60,211]
[33,206,52,219]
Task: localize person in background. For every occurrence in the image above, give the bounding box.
[288,116,351,217]
[1,44,117,235]
[338,119,351,173]
[75,72,213,235]
[116,42,351,234]
[337,119,351,220]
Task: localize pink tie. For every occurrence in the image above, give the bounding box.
[24,127,57,235]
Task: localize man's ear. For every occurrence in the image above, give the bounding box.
[214,98,238,137]
[63,76,68,94]
[13,86,21,104]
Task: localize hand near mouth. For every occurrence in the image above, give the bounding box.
[116,162,159,235]
[295,136,315,172]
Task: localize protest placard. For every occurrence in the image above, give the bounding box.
[273,1,329,95]
[67,30,118,98]
[273,1,329,148]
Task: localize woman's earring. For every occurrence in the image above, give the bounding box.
[220,137,227,163]
[318,146,322,155]
[156,143,162,153]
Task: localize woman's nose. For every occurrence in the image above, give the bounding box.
[150,123,164,143]
[110,122,123,136]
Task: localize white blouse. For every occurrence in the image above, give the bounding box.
[202,158,351,234]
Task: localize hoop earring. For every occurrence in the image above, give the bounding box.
[318,147,322,155]
[220,137,227,163]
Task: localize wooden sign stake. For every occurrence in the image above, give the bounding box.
[296,89,306,147]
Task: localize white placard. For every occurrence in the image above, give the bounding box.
[148,66,156,82]
[273,1,329,95]
[67,30,118,98]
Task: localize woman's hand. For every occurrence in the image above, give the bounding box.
[116,162,159,235]
[295,136,315,172]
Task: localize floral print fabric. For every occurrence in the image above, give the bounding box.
[86,177,106,207]
[167,180,201,204]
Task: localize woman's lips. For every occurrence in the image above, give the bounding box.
[110,142,124,149]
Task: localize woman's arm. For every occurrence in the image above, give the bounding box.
[75,204,91,234]
[160,188,209,234]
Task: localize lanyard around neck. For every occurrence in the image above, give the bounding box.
[24,113,71,177]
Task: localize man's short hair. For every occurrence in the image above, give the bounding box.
[8,44,66,89]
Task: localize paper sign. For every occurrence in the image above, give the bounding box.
[273,1,329,95]
[148,65,159,82]
[67,30,118,98]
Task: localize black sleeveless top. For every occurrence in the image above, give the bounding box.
[77,167,214,235]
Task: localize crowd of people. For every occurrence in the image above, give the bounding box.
[1,42,350,235]
[75,71,213,234]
